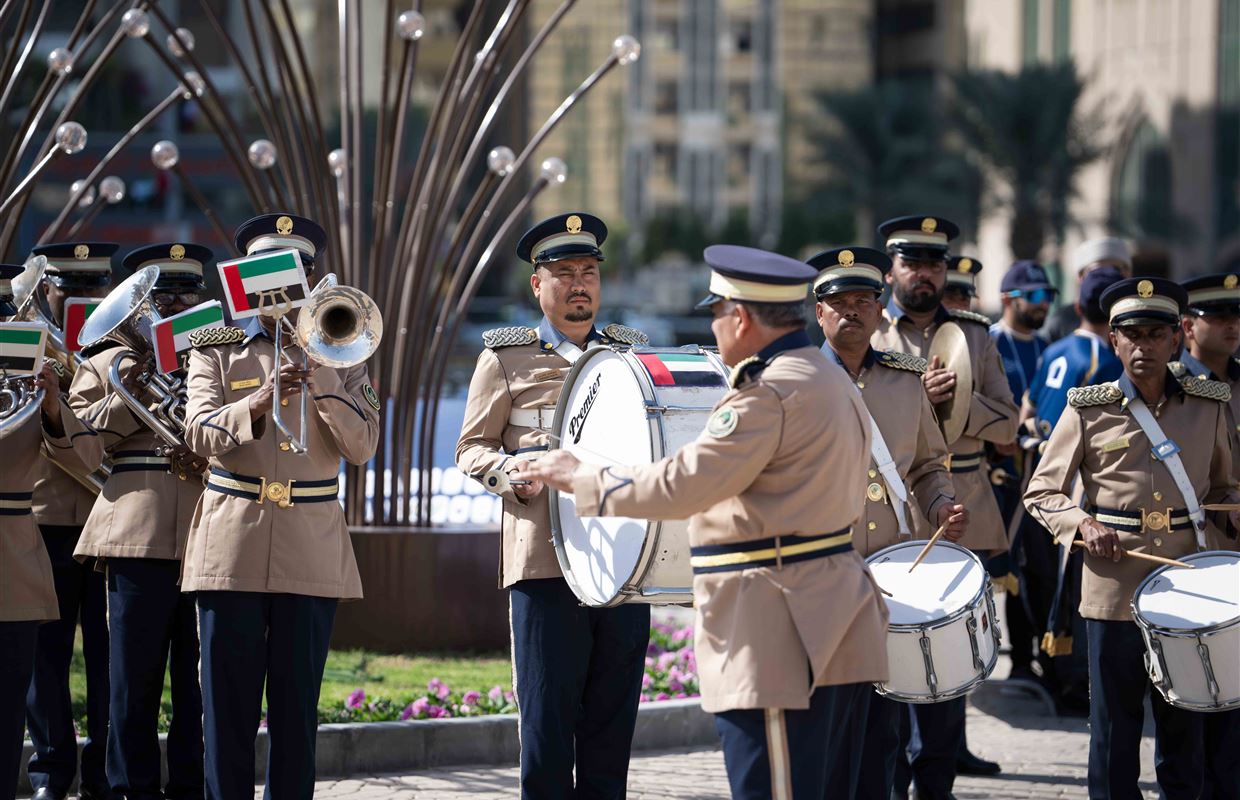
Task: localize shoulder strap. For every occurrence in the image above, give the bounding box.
[863,407,911,537]
[1124,391,1207,549]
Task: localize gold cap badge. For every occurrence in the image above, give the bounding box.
[838,250,855,267]
[566,215,582,234]
[170,244,185,261]
[921,217,937,233]
[276,215,294,235]
[1226,274,1238,290]
[1137,279,1154,298]
[957,257,972,273]
[74,244,89,260]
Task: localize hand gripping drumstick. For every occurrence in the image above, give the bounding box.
[907,522,950,573]
[482,435,627,493]
[1070,540,1194,569]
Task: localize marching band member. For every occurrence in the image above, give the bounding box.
[1,263,100,800]
[870,216,1018,798]
[67,244,214,800]
[24,242,116,800]
[528,246,889,800]
[455,212,651,800]
[942,255,981,312]
[181,214,379,800]
[1025,277,1239,799]
[810,246,967,800]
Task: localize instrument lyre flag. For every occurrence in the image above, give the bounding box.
[63,297,102,352]
[150,301,225,374]
[216,249,311,320]
[0,321,48,376]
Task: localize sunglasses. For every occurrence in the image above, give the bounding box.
[1005,288,1058,304]
[153,291,202,306]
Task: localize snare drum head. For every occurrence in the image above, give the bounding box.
[1134,551,1240,631]
[866,541,986,625]
[552,347,657,606]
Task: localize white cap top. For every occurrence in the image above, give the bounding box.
[1072,237,1131,275]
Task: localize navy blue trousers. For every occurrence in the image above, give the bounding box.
[714,682,870,800]
[508,578,649,800]
[106,558,203,800]
[855,691,902,800]
[25,525,110,794]
[1,622,38,800]
[197,591,336,800]
[1086,619,1201,800]
[1202,707,1240,799]
[907,696,966,799]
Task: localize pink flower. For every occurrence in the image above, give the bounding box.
[462,691,481,706]
[345,689,366,710]
[428,704,448,718]
[641,674,654,689]
[488,686,504,702]
[672,627,693,643]
[399,703,415,721]
[668,678,683,692]
[411,698,430,716]
[504,691,515,703]
[675,692,688,699]
[655,692,670,701]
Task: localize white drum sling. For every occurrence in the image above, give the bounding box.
[550,344,730,607]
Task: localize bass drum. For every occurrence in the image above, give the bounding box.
[550,344,730,607]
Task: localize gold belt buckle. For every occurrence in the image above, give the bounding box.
[256,477,296,508]
[1141,507,1172,533]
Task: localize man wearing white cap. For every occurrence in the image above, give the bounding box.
[1044,237,1133,342]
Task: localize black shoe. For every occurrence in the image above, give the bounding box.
[31,789,66,800]
[77,785,114,800]
[956,748,1002,776]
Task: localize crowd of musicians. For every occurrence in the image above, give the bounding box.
[2,206,1238,800]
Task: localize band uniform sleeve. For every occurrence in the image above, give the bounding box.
[571,385,781,519]
[455,350,522,503]
[908,389,956,524]
[963,336,1020,444]
[1023,404,1090,546]
[1206,404,1240,533]
[307,363,380,465]
[69,353,141,453]
[184,345,258,457]
[42,394,102,471]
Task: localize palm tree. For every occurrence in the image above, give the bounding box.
[950,62,1105,259]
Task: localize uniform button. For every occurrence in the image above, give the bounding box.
[280,398,289,407]
[279,442,291,452]
[1153,491,1163,501]
[868,469,878,478]
[867,522,877,531]
[856,381,865,389]
[1154,537,1163,547]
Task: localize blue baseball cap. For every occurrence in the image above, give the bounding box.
[1001,260,1055,295]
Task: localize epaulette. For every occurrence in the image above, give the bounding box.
[1067,384,1123,408]
[1177,374,1231,403]
[601,323,649,346]
[947,308,993,327]
[482,326,537,349]
[876,350,927,375]
[728,355,766,390]
[79,340,122,359]
[1168,361,1190,378]
[189,326,245,348]
[49,359,66,378]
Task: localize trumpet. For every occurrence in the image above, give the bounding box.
[78,266,190,455]
[264,272,383,455]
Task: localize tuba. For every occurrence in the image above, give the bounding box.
[77,266,189,451]
[1,257,47,438]
[265,272,382,455]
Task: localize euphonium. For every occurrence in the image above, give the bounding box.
[1,257,47,438]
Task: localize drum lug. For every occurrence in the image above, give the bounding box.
[1196,639,1221,708]
[1146,635,1171,694]
[985,588,1002,647]
[919,633,938,698]
[966,616,984,672]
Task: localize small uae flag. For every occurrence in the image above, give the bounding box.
[636,352,725,387]
[63,297,101,352]
[0,321,48,376]
[150,301,225,374]
[217,249,310,319]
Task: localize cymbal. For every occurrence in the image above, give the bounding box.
[927,321,972,445]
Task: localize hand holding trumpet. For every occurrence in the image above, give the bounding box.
[247,362,314,417]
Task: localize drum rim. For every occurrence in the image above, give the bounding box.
[866,539,991,630]
[1130,549,1240,634]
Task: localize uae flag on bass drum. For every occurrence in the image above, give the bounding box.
[636,352,724,387]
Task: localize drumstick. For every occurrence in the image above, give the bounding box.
[1203,503,1240,512]
[1070,541,1194,568]
[907,522,950,573]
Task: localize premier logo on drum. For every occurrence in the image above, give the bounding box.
[567,373,602,444]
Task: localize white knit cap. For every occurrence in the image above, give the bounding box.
[1071,237,1131,275]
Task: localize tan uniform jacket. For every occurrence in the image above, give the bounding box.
[180,328,379,599]
[872,306,1018,551]
[2,398,98,621]
[570,342,889,713]
[32,417,98,527]
[67,344,204,562]
[827,348,957,556]
[455,323,646,588]
[1024,374,1237,621]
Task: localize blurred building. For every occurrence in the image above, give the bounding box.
[527,0,874,251]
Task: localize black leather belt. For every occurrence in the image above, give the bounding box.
[0,491,33,516]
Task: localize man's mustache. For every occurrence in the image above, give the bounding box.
[568,293,592,303]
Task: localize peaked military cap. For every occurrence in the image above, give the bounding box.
[516,212,607,265]
[695,245,815,309]
[0,263,23,316]
[1182,272,1240,315]
[30,241,117,288]
[809,246,890,298]
[1100,277,1188,327]
[122,242,213,290]
[877,215,959,258]
[234,213,327,268]
[945,255,982,296]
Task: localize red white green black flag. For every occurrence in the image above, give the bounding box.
[216,249,310,319]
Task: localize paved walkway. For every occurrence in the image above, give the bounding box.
[286,667,1162,799]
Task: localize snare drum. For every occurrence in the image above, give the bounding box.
[550,344,730,606]
[866,540,1001,703]
[1132,550,1240,712]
